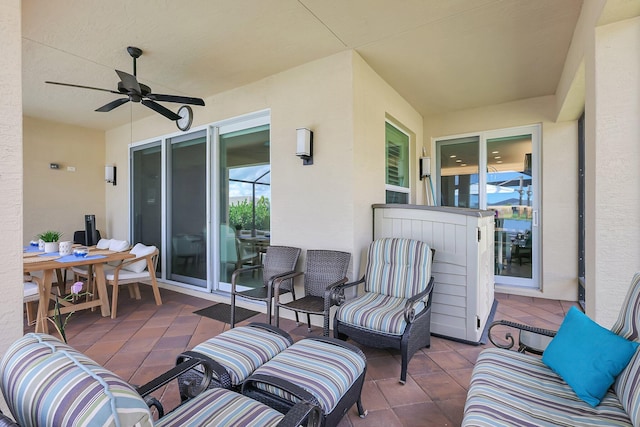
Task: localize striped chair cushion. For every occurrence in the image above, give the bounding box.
[0,333,152,427]
[191,325,292,386]
[365,238,432,299]
[335,291,424,336]
[156,388,283,427]
[251,338,366,414]
[611,273,640,342]
[463,348,633,427]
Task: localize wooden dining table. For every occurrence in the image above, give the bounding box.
[23,248,134,334]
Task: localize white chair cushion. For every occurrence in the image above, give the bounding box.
[106,270,150,281]
[96,239,111,249]
[109,239,129,252]
[23,282,39,299]
[124,243,157,273]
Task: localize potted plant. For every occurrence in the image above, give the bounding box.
[38,230,62,253]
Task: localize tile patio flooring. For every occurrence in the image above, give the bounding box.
[24,284,577,427]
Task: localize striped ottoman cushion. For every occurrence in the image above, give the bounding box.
[250,338,366,414]
[463,348,632,426]
[191,324,292,386]
[335,292,425,336]
[156,388,284,427]
[0,333,152,427]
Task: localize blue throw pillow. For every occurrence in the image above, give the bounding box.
[542,306,639,407]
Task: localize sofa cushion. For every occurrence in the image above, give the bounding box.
[156,388,284,427]
[615,349,640,427]
[0,333,152,427]
[542,307,639,407]
[463,348,632,426]
[96,238,112,249]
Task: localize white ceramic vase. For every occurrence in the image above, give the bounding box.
[43,242,59,254]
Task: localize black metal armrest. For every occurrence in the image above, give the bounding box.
[144,396,164,418]
[279,402,322,427]
[136,356,213,400]
[488,319,557,353]
[333,277,365,305]
[174,350,232,395]
[324,277,349,305]
[404,276,435,323]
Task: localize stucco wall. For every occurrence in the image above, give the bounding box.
[424,96,579,302]
[0,0,24,412]
[589,16,640,326]
[23,116,106,243]
[105,51,424,285]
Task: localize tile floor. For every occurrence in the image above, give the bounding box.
[24,284,577,427]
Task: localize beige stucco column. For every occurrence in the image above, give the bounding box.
[585,16,640,326]
[0,0,25,412]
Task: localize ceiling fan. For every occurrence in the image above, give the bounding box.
[45,46,205,121]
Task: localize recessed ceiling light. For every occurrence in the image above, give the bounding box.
[496,160,503,164]
[456,159,462,163]
[449,155,457,158]
[460,163,467,167]
[494,156,501,159]
[492,151,499,154]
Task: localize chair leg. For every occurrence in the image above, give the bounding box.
[290,287,299,324]
[111,285,119,320]
[306,313,312,332]
[274,304,280,328]
[230,293,236,328]
[149,273,162,306]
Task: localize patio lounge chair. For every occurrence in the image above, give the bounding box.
[333,237,435,384]
[0,333,320,427]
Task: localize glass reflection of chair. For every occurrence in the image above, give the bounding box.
[172,234,204,274]
[513,231,532,265]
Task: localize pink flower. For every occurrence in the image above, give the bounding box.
[70,281,84,295]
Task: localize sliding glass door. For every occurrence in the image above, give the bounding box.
[167,130,208,287]
[436,125,540,288]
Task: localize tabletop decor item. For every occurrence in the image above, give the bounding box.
[50,281,90,343]
[37,230,62,253]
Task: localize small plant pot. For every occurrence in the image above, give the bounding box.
[44,242,59,254]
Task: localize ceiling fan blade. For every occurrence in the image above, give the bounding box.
[95,98,130,112]
[146,93,205,106]
[45,81,120,94]
[115,70,141,93]
[141,99,181,121]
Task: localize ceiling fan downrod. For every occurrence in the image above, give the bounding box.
[127,46,142,76]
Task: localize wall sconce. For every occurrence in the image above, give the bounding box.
[296,128,313,165]
[105,165,117,186]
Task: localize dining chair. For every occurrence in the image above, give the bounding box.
[230,246,301,328]
[105,243,161,319]
[274,250,351,337]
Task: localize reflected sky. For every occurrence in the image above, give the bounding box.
[229,164,270,199]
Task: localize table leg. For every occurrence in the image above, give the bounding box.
[35,269,54,334]
[93,264,111,317]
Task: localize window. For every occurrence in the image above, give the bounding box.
[385,121,410,203]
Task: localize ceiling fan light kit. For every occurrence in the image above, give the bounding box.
[45,46,205,126]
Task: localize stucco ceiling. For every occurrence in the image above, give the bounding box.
[22,0,584,131]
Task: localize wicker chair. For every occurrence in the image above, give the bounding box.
[274,250,351,336]
[230,246,301,328]
[333,238,435,384]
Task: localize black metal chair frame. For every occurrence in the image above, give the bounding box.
[274,250,351,337]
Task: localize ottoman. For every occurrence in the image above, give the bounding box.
[242,336,367,427]
[177,323,293,399]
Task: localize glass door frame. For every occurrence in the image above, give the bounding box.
[435,124,541,289]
